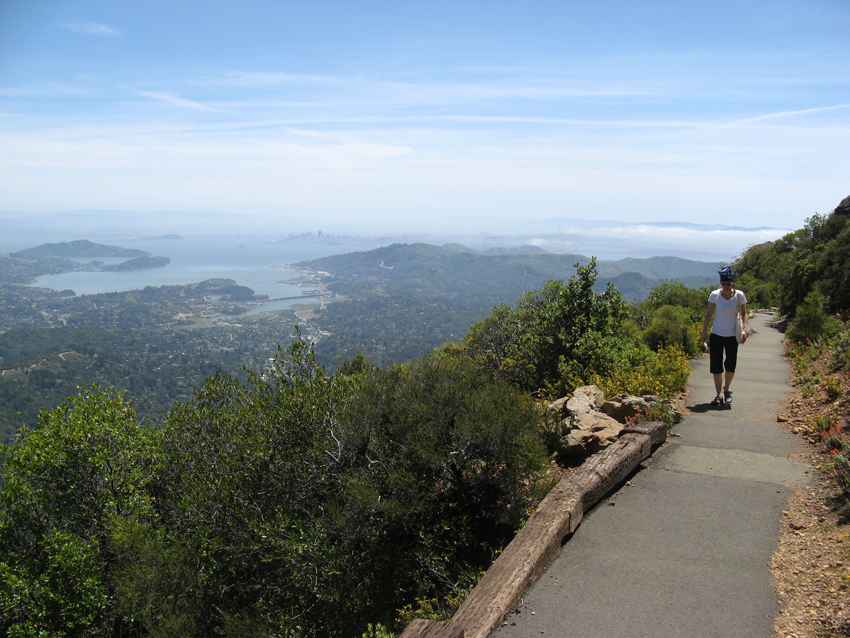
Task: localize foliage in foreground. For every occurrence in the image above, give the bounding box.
[0,342,548,637]
[462,260,693,401]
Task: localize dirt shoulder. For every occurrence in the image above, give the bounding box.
[770,377,850,636]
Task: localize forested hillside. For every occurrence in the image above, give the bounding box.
[294,242,721,303]
[302,243,721,368]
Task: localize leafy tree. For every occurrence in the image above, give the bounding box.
[633,281,709,325]
[104,339,547,636]
[334,354,548,625]
[0,386,157,637]
[734,199,850,319]
[816,222,850,314]
[464,259,628,392]
[124,339,350,636]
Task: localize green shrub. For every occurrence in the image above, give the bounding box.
[464,259,628,393]
[642,305,700,357]
[786,292,829,343]
[631,281,709,326]
[579,344,692,398]
[337,354,548,626]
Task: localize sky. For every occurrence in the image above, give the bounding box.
[1,0,849,239]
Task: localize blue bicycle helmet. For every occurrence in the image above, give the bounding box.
[718,265,736,281]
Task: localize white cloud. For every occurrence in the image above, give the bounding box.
[135,91,225,112]
[57,22,122,37]
[729,103,850,124]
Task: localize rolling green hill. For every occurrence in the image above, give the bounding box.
[294,243,722,303]
[18,239,149,259]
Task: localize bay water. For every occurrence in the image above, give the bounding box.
[11,235,367,312]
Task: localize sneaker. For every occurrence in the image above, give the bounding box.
[711,395,724,407]
[724,389,733,403]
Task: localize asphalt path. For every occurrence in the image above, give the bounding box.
[492,312,813,638]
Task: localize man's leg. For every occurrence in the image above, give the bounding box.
[714,373,724,395]
[723,339,739,402]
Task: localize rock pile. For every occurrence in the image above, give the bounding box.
[547,385,681,457]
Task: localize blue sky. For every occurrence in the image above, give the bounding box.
[1,0,848,237]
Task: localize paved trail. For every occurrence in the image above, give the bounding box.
[492,312,813,638]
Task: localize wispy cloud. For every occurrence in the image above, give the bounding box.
[202,71,353,87]
[57,22,122,37]
[197,70,654,101]
[136,91,225,112]
[729,103,850,124]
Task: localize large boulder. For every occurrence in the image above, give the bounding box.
[563,385,606,417]
[551,386,678,458]
[558,412,624,456]
[546,396,569,413]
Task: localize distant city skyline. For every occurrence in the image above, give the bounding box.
[1,0,848,236]
[0,207,794,263]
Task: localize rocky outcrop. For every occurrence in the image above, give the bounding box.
[548,385,680,458]
[559,412,624,456]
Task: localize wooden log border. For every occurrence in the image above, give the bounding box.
[400,421,667,638]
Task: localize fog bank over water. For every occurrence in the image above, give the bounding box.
[1,209,788,263]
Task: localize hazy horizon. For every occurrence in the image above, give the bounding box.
[2,1,848,237]
[1,207,792,262]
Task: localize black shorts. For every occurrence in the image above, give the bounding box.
[709,333,739,374]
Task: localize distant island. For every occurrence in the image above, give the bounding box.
[99,255,171,271]
[2,239,172,284]
[18,239,149,259]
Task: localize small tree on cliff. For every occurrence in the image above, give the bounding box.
[463,259,628,393]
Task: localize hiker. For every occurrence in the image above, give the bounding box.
[700,266,748,406]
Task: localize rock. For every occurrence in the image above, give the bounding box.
[547,385,604,416]
[558,412,624,456]
[600,394,650,422]
[771,314,789,332]
[564,385,605,416]
[573,385,605,408]
[565,395,595,416]
[546,396,569,412]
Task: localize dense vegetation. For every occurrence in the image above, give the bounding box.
[0,343,548,637]
[732,195,850,327]
[0,321,299,445]
[311,294,491,370]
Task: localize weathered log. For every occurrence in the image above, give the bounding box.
[399,619,463,638]
[621,420,667,446]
